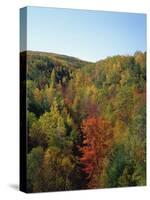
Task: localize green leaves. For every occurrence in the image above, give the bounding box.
[27,147,44,192]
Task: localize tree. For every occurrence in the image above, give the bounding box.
[79,116,113,188]
[50,68,56,88]
[106,144,130,187]
[27,146,44,192]
[41,147,75,191]
[29,119,48,150]
[39,99,66,149]
[28,112,37,129]
[114,85,133,124]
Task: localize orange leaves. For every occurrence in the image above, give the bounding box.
[79,116,113,187]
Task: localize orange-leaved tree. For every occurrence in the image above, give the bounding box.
[79,116,113,188]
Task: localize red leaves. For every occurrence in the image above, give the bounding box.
[79,116,113,187]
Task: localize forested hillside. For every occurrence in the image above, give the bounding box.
[22,50,146,192]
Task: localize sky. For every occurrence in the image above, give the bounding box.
[20,6,146,62]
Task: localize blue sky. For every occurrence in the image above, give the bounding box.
[21,6,146,62]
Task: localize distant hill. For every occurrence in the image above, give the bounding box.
[20,50,93,89]
[21,50,93,68]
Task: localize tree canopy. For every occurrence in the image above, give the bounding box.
[22,50,146,192]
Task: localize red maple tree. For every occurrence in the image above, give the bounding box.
[79,116,113,188]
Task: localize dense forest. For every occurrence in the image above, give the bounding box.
[22,50,146,192]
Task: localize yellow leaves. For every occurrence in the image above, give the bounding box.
[43,148,74,179]
[134,51,145,70]
[43,148,59,166]
[50,68,56,88]
[72,94,79,110]
[113,120,128,144]
[120,70,130,86]
[56,116,66,136]
[39,100,66,139]
[66,114,73,127]
[43,148,51,167]
[33,88,42,103]
[74,70,83,88]
[86,84,98,98]
[61,157,74,171]
[45,85,55,105]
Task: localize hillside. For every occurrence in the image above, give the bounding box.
[20,50,146,192]
[24,50,92,68]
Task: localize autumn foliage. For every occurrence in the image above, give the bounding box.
[80,117,113,188]
[23,51,146,192]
